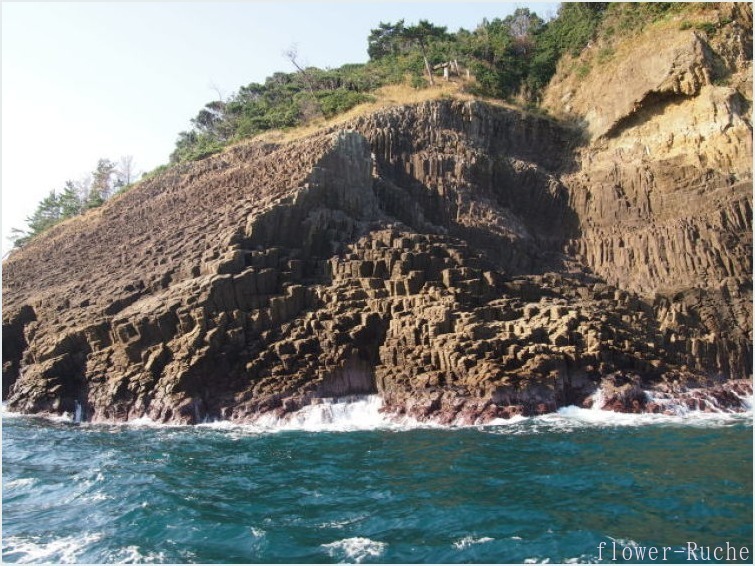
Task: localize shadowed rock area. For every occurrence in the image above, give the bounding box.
[3,17,752,423]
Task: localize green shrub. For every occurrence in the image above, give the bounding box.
[576,63,592,79]
[695,22,716,35]
[410,74,427,89]
[596,46,615,64]
[316,90,374,118]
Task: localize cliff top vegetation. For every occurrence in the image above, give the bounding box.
[10,2,739,249]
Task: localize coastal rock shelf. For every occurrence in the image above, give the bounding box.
[3,16,752,423]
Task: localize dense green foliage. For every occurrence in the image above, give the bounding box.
[600,2,688,38]
[168,5,616,165]
[525,3,607,93]
[169,67,379,163]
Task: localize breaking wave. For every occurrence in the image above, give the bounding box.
[199,395,432,433]
[4,386,752,434]
[174,389,755,433]
[321,537,387,563]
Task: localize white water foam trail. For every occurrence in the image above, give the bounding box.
[2,533,102,563]
[321,537,387,563]
[4,478,36,490]
[452,535,495,550]
[121,415,179,428]
[104,546,168,564]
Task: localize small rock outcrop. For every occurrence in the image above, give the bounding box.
[3,11,752,424]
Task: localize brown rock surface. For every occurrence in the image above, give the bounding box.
[3,15,752,424]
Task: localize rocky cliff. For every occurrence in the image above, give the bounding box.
[3,9,752,424]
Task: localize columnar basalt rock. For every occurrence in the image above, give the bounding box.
[3,15,752,423]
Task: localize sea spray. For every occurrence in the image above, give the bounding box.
[73,401,83,425]
[252,395,391,432]
[4,388,753,432]
[321,537,388,563]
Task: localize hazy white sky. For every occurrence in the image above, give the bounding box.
[1,1,560,254]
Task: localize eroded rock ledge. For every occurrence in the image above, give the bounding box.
[3,17,752,424]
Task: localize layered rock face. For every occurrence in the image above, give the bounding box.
[3,13,752,424]
[544,6,753,395]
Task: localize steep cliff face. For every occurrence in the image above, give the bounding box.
[543,4,752,388]
[3,11,752,424]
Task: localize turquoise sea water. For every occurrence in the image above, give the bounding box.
[2,398,752,563]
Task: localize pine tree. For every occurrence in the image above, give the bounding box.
[59,180,84,218]
[89,158,116,206]
[402,20,449,86]
[9,227,31,248]
[26,190,62,236]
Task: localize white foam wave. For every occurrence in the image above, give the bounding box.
[317,515,369,529]
[106,545,167,563]
[452,535,494,550]
[321,537,387,563]
[645,388,754,416]
[481,400,751,435]
[253,395,402,432]
[608,536,642,548]
[199,395,430,433]
[247,526,269,554]
[1,403,76,424]
[81,492,111,502]
[492,383,752,432]
[550,404,749,428]
[0,403,23,418]
[6,387,751,435]
[589,387,605,410]
[250,527,266,538]
[121,415,181,428]
[739,393,754,410]
[485,414,529,426]
[564,554,600,563]
[2,532,102,563]
[4,477,36,490]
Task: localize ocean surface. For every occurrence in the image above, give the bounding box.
[2,396,752,564]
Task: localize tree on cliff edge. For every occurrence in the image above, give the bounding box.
[86,158,117,209]
[10,156,131,249]
[401,20,449,86]
[20,190,63,243]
